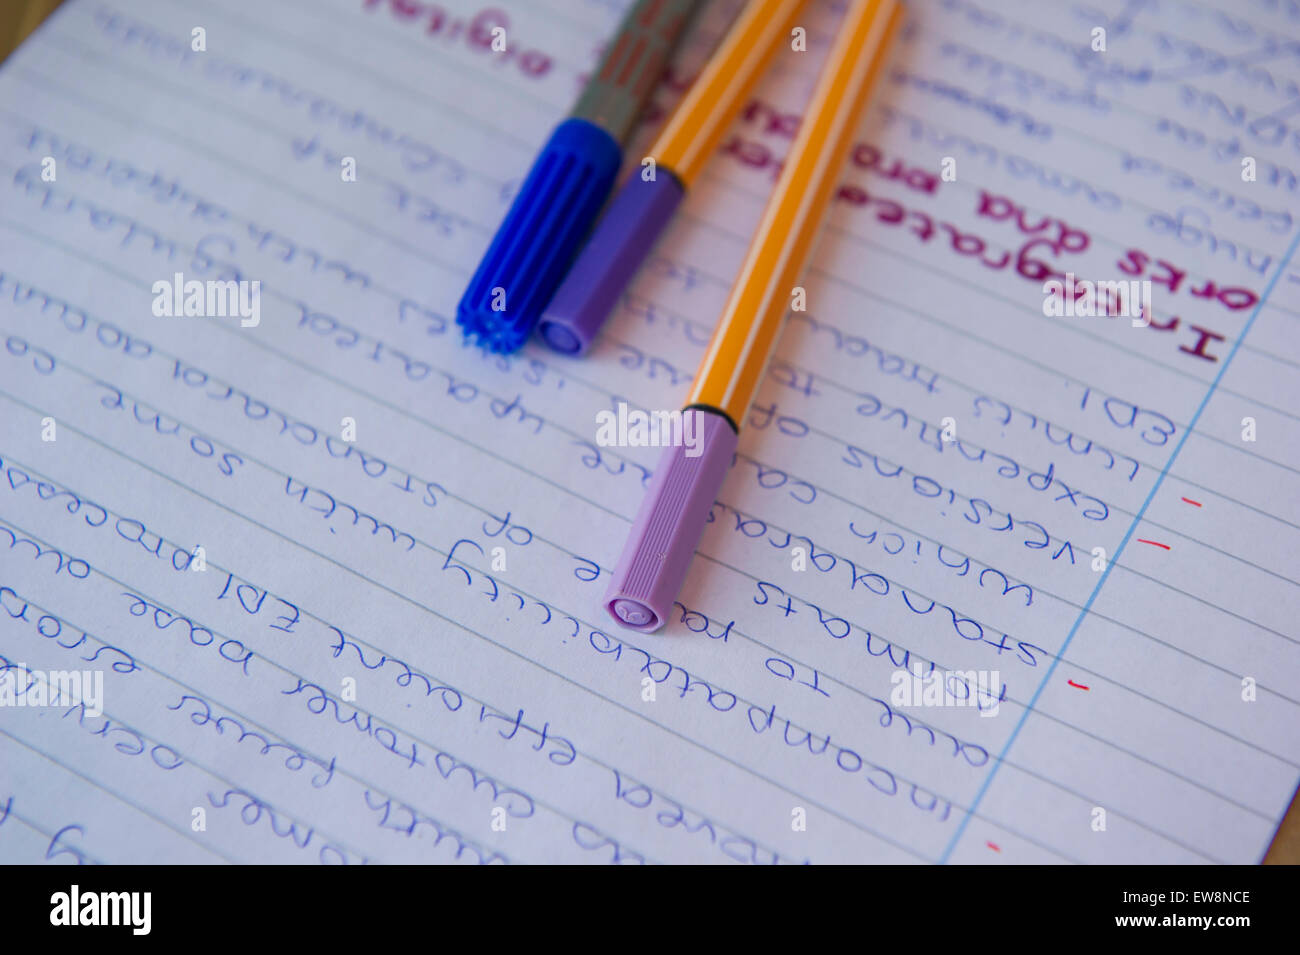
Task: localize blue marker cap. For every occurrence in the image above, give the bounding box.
[457,117,621,354]
[457,0,698,354]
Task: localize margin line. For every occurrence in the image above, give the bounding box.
[939,226,1300,863]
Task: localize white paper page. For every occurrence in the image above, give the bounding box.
[0,0,1297,865]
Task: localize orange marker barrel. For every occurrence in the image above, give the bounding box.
[686,0,902,427]
[651,0,809,189]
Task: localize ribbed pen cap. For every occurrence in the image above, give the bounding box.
[456,118,621,354]
[604,407,737,632]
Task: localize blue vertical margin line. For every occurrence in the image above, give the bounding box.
[939,226,1300,864]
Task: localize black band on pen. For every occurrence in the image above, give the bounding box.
[683,402,738,435]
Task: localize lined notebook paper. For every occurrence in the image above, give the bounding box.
[1,0,1297,864]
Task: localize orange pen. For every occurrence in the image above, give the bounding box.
[604,0,903,632]
[540,0,809,354]
[645,0,809,188]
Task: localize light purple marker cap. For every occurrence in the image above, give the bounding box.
[604,407,738,632]
[538,171,685,356]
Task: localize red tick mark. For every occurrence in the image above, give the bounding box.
[1137,539,1171,550]
[1181,497,1202,507]
[1068,679,1090,690]
[986,841,1001,852]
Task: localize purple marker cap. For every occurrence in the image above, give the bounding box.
[604,407,737,632]
[539,171,685,356]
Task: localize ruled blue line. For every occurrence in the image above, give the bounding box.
[940,227,1300,863]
